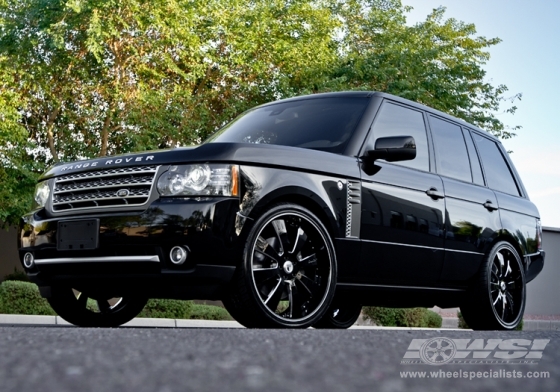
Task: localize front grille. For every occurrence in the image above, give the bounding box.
[52,166,158,212]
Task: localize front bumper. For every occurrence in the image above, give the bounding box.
[18,197,241,299]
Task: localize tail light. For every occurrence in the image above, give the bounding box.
[536,219,543,250]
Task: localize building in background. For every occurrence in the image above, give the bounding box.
[525,227,560,316]
[0,227,20,279]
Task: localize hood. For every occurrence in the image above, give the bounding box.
[40,143,361,180]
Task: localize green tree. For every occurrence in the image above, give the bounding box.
[321,0,520,139]
[0,0,521,226]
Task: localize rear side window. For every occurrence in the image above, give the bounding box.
[473,134,521,196]
[368,102,429,171]
[462,128,485,186]
[429,116,471,182]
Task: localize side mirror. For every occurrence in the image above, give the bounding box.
[367,136,416,162]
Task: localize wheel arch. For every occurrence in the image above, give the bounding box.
[245,186,341,240]
[492,231,528,272]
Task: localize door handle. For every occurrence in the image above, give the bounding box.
[483,200,498,211]
[426,187,444,200]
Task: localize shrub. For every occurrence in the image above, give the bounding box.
[362,307,442,328]
[3,268,29,282]
[137,298,193,319]
[189,304,233,320]
[362,307,401,326]
[0,281,55,315]
[425,309,443,328]
[457,311,523,330]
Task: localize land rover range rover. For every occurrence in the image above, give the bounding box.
[18,92,544,329]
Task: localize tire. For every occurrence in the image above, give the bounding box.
[47,287,148,327]
[460,242,526,330]
[225,203,337,328]
[313,298,362,329]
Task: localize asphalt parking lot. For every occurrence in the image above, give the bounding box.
[0,323,557,392]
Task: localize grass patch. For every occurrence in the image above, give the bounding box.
[137,298,193,319]
[362,306,442,328]
[189,303,233,321]
[0,280,233,321]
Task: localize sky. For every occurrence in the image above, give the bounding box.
[401,0,560,228]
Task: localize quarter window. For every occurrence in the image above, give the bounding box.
[429,116,471,182]
[369,102,429,171]
[473,134,521,196]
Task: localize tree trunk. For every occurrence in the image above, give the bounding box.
[99,108,112,157]
[45,106,61,162]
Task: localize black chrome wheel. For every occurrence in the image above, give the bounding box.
[313,298,362,329]
[47,287,148,327]
[227,204,336,328]
[489,246,524,325]
[461,242,525,330]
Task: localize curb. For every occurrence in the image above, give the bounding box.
[0,314,557,330]
[0,314,244,328]
[0,315,461,330]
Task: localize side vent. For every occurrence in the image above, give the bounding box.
[346,180,361,238]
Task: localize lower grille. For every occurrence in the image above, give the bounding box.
[52,165,158,212]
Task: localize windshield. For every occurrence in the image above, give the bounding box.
[205,96,370,154]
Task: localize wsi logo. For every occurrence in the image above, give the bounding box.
[402,338,550,365]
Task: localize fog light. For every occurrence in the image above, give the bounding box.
[23,252,35,268]
[169,246,188,265]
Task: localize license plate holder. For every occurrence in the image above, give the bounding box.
[57,219,99,251]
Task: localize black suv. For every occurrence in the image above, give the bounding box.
[19,92,544,330]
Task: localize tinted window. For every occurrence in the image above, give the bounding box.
[473,134,520,196]
[463,128,485,186]
[206,97,370,154]
[369,102,429,171]
[429,116,471,182]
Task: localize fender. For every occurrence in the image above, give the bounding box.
[236,165,354,239]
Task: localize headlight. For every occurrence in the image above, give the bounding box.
[34,181,51,208]
[157,164,239,197]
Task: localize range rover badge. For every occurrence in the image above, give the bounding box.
[116,189,130,197]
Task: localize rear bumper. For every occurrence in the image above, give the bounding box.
[525,250,545,283]
[18,197,241,298]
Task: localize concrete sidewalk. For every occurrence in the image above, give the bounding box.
[0,314,244,328]
[0,313,558,330]
[0,314,458,330]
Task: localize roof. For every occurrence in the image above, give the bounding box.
[259,91,498,142]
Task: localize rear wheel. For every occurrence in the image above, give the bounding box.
[460,242,526,330]
[47,287,148,327]
[313,298,362,329]
[226,204,337,328]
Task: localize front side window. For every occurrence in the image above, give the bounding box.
[429,116,471,182]
[473,133,521,196]
[206,97,370,154]
[367,102,429,171]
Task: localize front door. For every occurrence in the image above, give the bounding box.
[358,101,445,285]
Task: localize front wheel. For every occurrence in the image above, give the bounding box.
[460,242,526,330]
[47,287,148,327]
[226,204,337,328]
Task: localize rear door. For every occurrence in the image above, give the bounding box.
[471,132,540,259]
[427,116,501,283]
